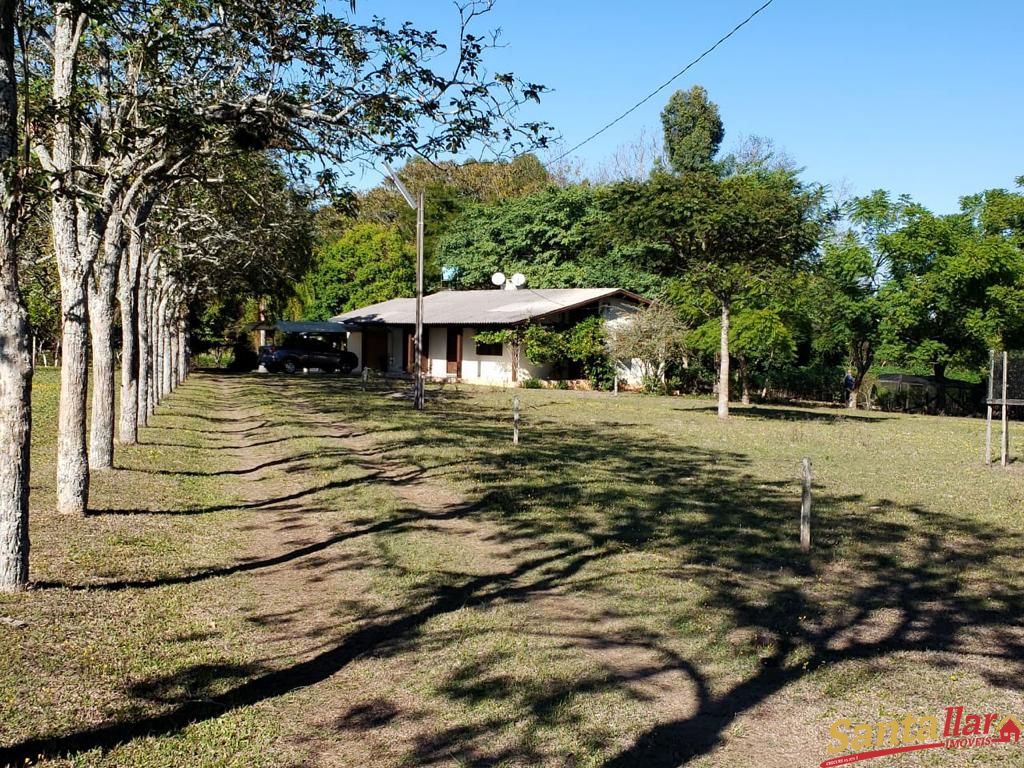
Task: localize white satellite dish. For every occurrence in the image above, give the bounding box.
[491,272,507,287]
[511,272,526,287]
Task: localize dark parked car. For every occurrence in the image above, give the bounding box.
[258,334,358,374]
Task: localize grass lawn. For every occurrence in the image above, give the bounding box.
[0,370,1022,767]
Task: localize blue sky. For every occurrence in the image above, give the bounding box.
[347,1,1024,214]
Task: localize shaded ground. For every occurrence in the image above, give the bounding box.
[1,371,1023,767]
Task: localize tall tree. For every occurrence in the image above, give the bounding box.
[303,223,412,320]
[810,190,911,407]
[436,185,661,293]
[602,168,828,417]
[877,187,1024,412]
[660,85,724,176]
[354,154,552,282]
[28,0,549,515]
[0,0,33,590]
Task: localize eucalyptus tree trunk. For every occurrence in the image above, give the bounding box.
[118,217,143,443]
[55,264,90,515]
[139,256,157,423]
[155,285,167,403]
[87,212,124,468]
[0,239,30,589]
[739,357,751,405]
[0,0,32,591]
[150,284,161,406]
[717,300,730,419]
[51,4,91,515]
[169,316,179,390]
[178,314,188,382]
[136,258,148,427]
[160,289,173,398]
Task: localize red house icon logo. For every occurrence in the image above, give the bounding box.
[996,715,1022,743]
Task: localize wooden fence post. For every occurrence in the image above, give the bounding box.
[513,396,520,445]
[986,403,993,466]
[1001,351,1009,467]
[800,457,812,553]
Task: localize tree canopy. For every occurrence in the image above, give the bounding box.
[660,85,725,175]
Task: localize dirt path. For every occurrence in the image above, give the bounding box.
[182,378,529,765]
[167,375,722,768]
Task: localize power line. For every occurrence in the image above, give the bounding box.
[548,0,777,165]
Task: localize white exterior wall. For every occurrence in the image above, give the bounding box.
[408,320,641,386]
[441,327,546,385]
[429,327,448,377]
[602,298,645,388]
[347,330,363,372]
[347,295,647,385]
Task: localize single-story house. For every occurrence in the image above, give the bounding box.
[331,287,649,386]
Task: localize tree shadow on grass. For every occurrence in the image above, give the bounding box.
[682,404,894,423]
[4,374,1022,767]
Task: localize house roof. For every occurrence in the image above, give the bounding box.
[331,288,647,327]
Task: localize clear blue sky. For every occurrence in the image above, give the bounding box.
[348,1,1024,214]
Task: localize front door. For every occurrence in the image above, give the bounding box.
[404,328,430,375]
[446,327,462,376]
[363,328,388,372]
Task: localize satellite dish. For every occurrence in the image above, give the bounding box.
[491,272,507,287]
[511,272,526,287]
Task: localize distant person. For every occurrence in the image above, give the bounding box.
[843,372,855,393]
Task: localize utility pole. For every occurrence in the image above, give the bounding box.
[386,163,425,410]
[414,191,425,409]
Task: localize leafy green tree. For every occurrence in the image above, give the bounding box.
[957,183,1024,350]
[436,185,661,293]
[877,187,1024,411]
[660,85,724,175]
[476,317,614,389]
[729,309,797,403]
[688,308,796,404]
[28,0,551,513]
[809,190,912,407]
[605,302,688,392]
[303,223,414,320]
[602,167,828,416]
[357,154,554,283]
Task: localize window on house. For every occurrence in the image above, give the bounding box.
[475,339,503,356]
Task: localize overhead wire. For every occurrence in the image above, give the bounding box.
[547,0,777,165]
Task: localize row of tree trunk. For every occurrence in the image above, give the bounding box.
[0,211,189,590]
[0,0,189,588]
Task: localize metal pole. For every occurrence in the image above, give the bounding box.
[1001,350,1009,467]
[414,191,425,410]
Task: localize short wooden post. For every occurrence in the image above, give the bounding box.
[1001,351,1009,467]
[800,458,812,553]
[985,404,993,466]
[512,396,520,445]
